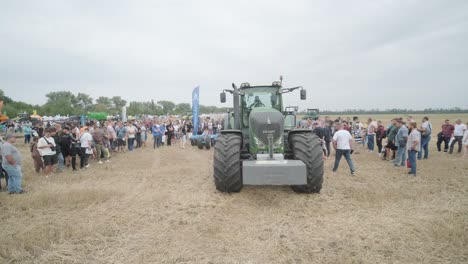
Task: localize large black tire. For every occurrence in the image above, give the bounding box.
[289,132,324,193]
[205,136,211,149]
[213,133,242,192]
[197,137,204,149]
[191,139,195,146]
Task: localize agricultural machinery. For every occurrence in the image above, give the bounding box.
[303,108,320,120]
[214,78,324,193]
[190,133,218,150]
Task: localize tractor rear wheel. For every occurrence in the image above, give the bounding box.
[205,135,211,149]
[197,137,204,149]
[289,132,323,193]
[213,133,242,192]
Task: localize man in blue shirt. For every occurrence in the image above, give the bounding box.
[116,122,127,153]
[152,121,163,149]
[23,125,32,144]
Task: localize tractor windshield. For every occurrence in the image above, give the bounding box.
[242,87,280,110]
[241,87,281,127]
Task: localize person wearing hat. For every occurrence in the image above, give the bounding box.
[1,134,24,194]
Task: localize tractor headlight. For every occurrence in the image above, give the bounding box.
[254,136,265,149]
[273,136,283,149]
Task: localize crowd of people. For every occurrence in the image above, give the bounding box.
[0,115,224,194]
[1,105,467,194]
[300,116,468,177]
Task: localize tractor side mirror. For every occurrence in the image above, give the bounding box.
[300,89,306,100]
[220,92,226,103]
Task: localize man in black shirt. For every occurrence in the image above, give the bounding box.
[50,127,64,173]
[322,121,333,157]
[60,127,73,169]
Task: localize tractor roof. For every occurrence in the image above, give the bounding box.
[238,82,282,90]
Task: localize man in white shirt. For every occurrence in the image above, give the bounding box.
[37,128,57,176]
[407,122,421,176]
[449,119,467,154]
[79,127,93,169]
[332,122,356,176]
[418,116,432,160]
[463,123,468,158]
[367,118,377,152]
[126,122,136,151]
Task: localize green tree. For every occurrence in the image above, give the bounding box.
[43,91,77,115]
[127,101,145,116]
[95,96,111,107]
[174,103,191,115]
[110,96,127,115]
[75,93,94,114]
[93,96,112,113]
[157,100,175,115]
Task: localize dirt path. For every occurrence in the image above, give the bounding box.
[0,142,467,263]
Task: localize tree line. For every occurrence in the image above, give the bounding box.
[315,108,468,115]
[0,90,229,117]
[1,89,466,118]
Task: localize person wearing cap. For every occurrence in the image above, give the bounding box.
[1,134,24,194]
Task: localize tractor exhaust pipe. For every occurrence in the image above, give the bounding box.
[232,83,240,130]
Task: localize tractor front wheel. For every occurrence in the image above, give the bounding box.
[213,133,242,192]
[289,132,324,193]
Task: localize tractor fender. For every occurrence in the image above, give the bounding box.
[287,129,313,145]
[219,129,243,147]
[220,129,242,135]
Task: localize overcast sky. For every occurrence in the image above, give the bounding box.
[1,0,467,111]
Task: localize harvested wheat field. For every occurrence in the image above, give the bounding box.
[1,114,467,264]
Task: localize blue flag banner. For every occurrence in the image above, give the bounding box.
[192,86,200,135]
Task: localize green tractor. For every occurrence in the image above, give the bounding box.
[214,78,324,193]
[303,108,320,120]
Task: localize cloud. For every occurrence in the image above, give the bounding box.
[1,0,467,110]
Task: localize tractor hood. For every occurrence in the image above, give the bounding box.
[249,107,284,145]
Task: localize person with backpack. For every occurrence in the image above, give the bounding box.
[418,116,432,160]
[37,128,57,176]
[375,120,386,153]
[384,119,398,161]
